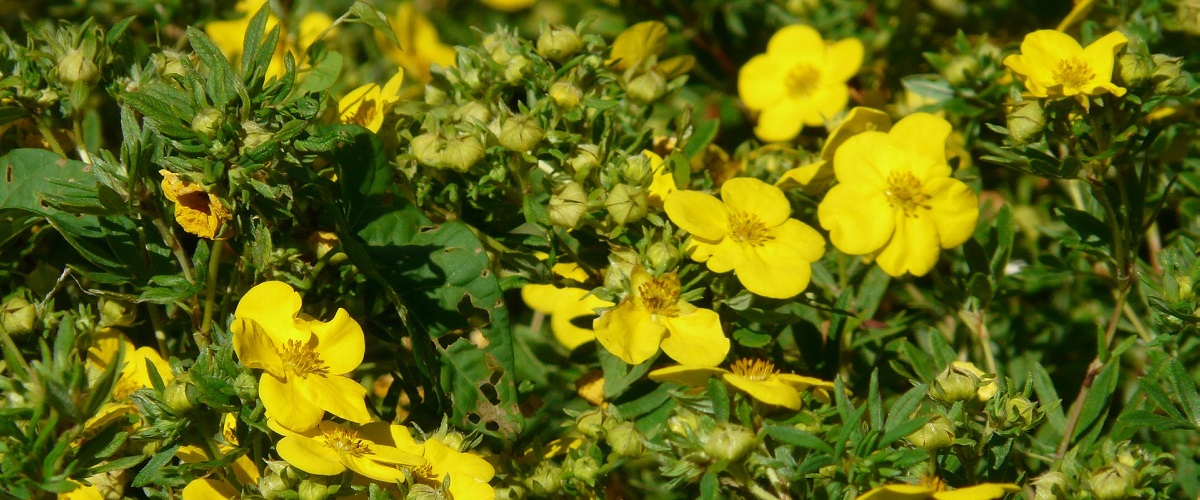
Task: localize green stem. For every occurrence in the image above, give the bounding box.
[150,215,195,283]
[0,331,31,379]
[197,241,225,347]
[72,118,92,165]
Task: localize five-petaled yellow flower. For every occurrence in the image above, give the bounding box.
[776,106,892,191]
[231,281,372,432]
[276,421,426,482]
[160,170,232,240]
[650,358,833,410]
[738,25,863,142]
[379,3,457,84]
[389,425,497,500]
[338,70,405,133]
[857,478,1019,500]
[817,113,978,277]
[665,177,826,299]
[521,262,613,350]
[1003,30,1127,104]
[593,266,729,367]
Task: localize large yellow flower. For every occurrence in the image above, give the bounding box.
[160,170,232,240]
[387,425,496,500]
[665,177,825,299]
[592,266,729,367]
[521,260,612,350]
[379,3,457,84]
[650,358,833,410]
[857,479,1019,500]
[276,421,425,482]
[1003,30,1127,103]
[738,25,863,142]
[231,281,372,432]
[817,113,978,277]
[337,70,405,133]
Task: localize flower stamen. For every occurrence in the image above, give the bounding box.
[349,99,378,127]
[322,427,371,458]
[277,339,330,378]
[730,358,779,381]
[728,212,774,246]
[639,274,681,318]
[409,462,439,486]
[1052,56,1095,90]
[784,63,821,97]
[884,171,932,217]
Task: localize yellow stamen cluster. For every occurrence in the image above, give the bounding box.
[784,63,821,97]
[409,462,438,485]
[639,274,681,317]
[730,358,779,381]
[884,171,932,217]
[278,339,330,378]
[728,212,773,246]
[349,100,378,127]
[323,426,371,458]
[1052,56,1095,89]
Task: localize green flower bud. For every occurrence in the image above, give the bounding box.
[575,408,606,438]
[406,484,443,500]
[527,461,564,496]
[906,414,955,450]
[550,81,583,110]
[86,470,126,500]
[499,116,544,152]
[191,107,225,138]
[568,455,600,485]
[1088,463,1137,500]
[1031,471,1070,500]
[621,154,653,186]
[1151,54,1189,96]
[604,184,648,225]
[1179,0,1200,35]
[234,371,259,402]
[569,144,601,178]
[1000,396,1041,430]
[537,26,582,62]
[646,241,679,270]
[259,472,289,499]
[163,380,195,414]
[442,135,485,172]
[549,181,588,229]
[504,56,533,84]
[298,480,328,500]
[1117,51,1155,88]
[99,299,137,328]
[455,101,492,124]
[1176,275,1194,302]
[241,121,272,151]
[626,71,667,104]
[605,421,645,457]
[1,296,37,336]
[412,133,445,167]
[424,84,449,106]
[929,361,989,404]
[58,49,99,85]
[943,55,979,86]
[436,430,467,451]
[495,484,528,500]
[1007,100,1045,144]
[703,423,757,462]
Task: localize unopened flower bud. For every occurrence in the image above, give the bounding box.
[241,121,272,151]
[646,241,678,270]
[604,184,648,225]
[537,26,582,62]
[549,181,588,229]
[1151,54,1189,96]
[621,155,653,186]
[192,107,224,137]
[1000,396,1041,430]
[436,431,467,451]
[412,133,445,167]
[1,297,36,335]
[527,462,563,496]
[99,299,136,328]
[667,409,700,436]
[907,414,955,450]
[424,84,448,106]
[298,480,328,500]
[929,361,992,403]
[234,371,259,402]
[704,423,757,462]
[569,144,601,178]
[442,135,485,172]
[575,408,605,438]
[1117,51,1155,88]
[626,71,666,104]
[455,101,492,124]
[259,473,288,500]
[1007,100,1045,144]
[1177,275,1194,302]
[59,49,99,85]
[504,56,533,84]
[406,484,442,500]
[499,116,544,152]
[1088,463,1137,500]
[1031,471,1070,500]
[163,380,195,414]
[943,55,979,86]
[550,81,583,109]
[605,421,645,457]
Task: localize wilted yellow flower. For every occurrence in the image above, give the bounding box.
[231,281,372,432]
[1003,30,1127,104]
[857,478,1020,500]
[738,25,863,142]
[665,177,826,298]
[480,0,536,12]
[650,358,833,410]
[776,106,891,190]
[160,170,231,240]
[817,113,978,277]
[521,261,612,350]
[337,70,405,132]
[593,266,729,366]
[276,421,425,482]
[379,3,457,84]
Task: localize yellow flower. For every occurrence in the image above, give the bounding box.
[665,177,826,298]
[231,281,372,432]
[1003,30,1127,104]
[592,266,729,366]
[387,425,497,500]
[776,106,892,190]
[645,150,677,207]
[817,113,979,277]
[58,482,103,500]
[480,0,536,12]
[738,25,863,142]
[857,480,1020,500]
[181,478,238,500]
[608,21,695,77]
[177,414,260,487]
[276,420,426,482]
[380,3,457,84]
[650,358,833,410]
[204,1,335,80]
[160,170,232,240]
[337,70,405,132]
[84,329,174,432]
[521,261,612,350]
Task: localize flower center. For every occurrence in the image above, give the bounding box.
[1052,56,1095,90]
[349,99,378,127]
[639,273,681,317]
[884,171,932,217]
[730,358,779,382]
[918,475,948,492]
[784,63,822,97]
[728,212,773,247]
[112,375,141,401]
[322,426,371,458]
[409,463,440,486]
[277,339,329,378]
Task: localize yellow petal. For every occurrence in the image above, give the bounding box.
[822,107,892,161]
[773,215,826,264]
[686,236,741,273]
[720,177,792,228]
[933,483,1021,500]
[887,113,952,180]
[776,373,835,391]
[831,131,893,187]
[1018,30,1084,65]
[659,308,729,367]
[480,0,537,12]
[297,12,335,51]
[310,309,366,375]
[776,160,827,189]
[818,184,895,255]
[856,484,935,500]
[425,437,496,481]
[82,402,137,434]
[823,38,864,83]
[875,213,942,277]
[805,84,851,127]
[657,55,696,79]
[387,424,425,456]
[230,318,284,378]
[648,365,730,386]
[608,21,668,70]
[231,453,261,485]
[1079,31,1128,90]
[521,284,566,314]
[448,476,498,500]
[646,151,677,207]
[277,434,347,476]
[298,374,372,424]
[549,291,611,350]
[754,98,807,143]
[724,374,801,409]
[234,281,306,343]
[380,70,406,105]
[735,232,819,299]
[338,84,382,130]
[181,478,239,500]
[344,454,406,483]
[738,54,787,111]
[369,443,426,467]
[924,177,979,249]
[126,346,174,388]
[593,300,668,365]
[260,374,325,432]
[664,190,730,241]
[766,25,824,60]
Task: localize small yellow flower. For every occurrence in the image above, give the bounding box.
[608,21,695,77]
[1003,30,1127,104]
[387,425,497,500]
[480,0,536,12]
[738,25,863,142]
[857,479,1020,500]
[160,170,232,240]
[650,358,833,410]
[776,106,892,190]
[231,281,372,432]
[380,3,457,84]
[276,421,426,482]
[521,261,612,350]
[817,113,979,277]
[665,177,826,298]
[592,266,729,366]
[337,70,405,132]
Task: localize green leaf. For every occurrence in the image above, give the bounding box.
[350,1,401,49]
[1118,410,1191,431]
[186,27,238,107]
[1073,359,1120,442]
[699,472,719,500]
[765,425,834,454]
[295,51,344,95]
[240,4,271,77]
[707,376,729,423]
[682,118,720,160]
[1168,358,1200,426]
[732,327,772,348]
[131,444,179,487]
